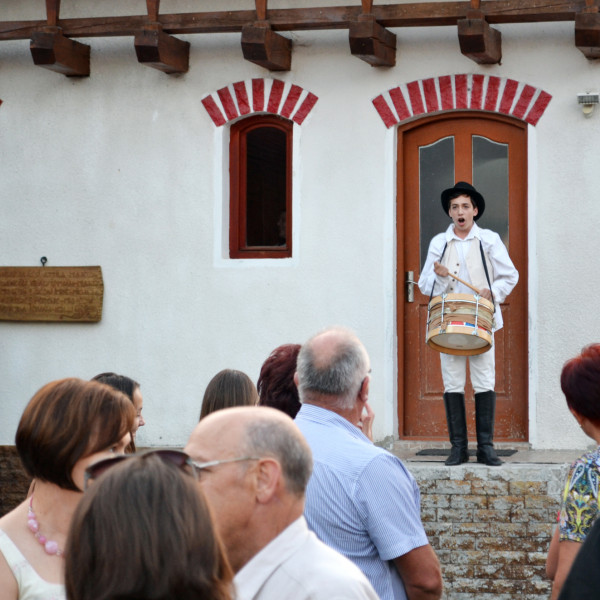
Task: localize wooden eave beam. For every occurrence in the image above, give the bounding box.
[134,1,190,73]
[30,29,90,76]
[0,1,590,43]
[29,1,90,76]
[241,22,292,71]
[349,15,396,66]
[575,1,600,58]
[240,0,293,71]
[349,1,397,67]
[134,25,190,73]
[458,9,502,63]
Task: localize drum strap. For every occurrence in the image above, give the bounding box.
[429,243,448,302]
[479,240,496,308]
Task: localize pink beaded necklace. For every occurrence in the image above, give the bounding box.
[27,496,64,558]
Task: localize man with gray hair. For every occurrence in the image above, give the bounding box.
[294,327,443,600]
[184,406,380,600]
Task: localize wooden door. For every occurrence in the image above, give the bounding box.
[397,112,528,441]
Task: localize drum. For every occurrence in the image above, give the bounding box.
[426,293,494,356]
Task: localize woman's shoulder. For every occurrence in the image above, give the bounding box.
[566,448,600,485]
[0,501,27,534]
[0,527,66,600]
[0,529,20,600]
[570,447,600,468]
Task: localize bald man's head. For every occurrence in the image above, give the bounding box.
[296,327,370,409]
[184,407,312,572]
[186,406,313,496]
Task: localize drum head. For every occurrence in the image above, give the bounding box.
[427,325,492,356]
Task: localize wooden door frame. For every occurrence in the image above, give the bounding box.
[396,111,528,440]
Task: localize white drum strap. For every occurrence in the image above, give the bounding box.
[427,242,448,335]
[478,240,495,309]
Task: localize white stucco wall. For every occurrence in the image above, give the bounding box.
[1,2,599,449]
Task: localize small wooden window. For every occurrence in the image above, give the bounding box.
[229,115,292,258]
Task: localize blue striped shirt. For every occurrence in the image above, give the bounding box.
[295,403,429,600]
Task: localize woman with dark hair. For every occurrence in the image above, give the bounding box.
[199,369,258,420]
[547,344,600,599]
[257,343,302,418]
[92,372,145,452]
[65,452,233,600]
[0,378,134,600]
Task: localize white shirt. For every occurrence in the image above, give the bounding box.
[0,529,65,600]
[234,516,380,600]
[418,223,518,330]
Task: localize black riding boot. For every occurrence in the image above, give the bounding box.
[443,392,469,466]
[475,391,502,466]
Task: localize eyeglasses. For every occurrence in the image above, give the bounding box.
[83,449,195,490]
[190,456,260,476]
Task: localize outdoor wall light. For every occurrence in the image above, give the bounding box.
[577,92,600,116]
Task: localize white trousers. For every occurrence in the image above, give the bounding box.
[440,343,495,394]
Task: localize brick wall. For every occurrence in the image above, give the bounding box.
[0,446,30,517]
[409,462,569,600]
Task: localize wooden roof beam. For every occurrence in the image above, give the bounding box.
[575,0,600,58]
[241,1,292,71]
[349,1,397,67]
[29,0,90,77]
[134,1,190,74]
[0,1,589,43]
[458,1,502,64]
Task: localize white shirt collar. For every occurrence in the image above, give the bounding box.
[445,221,480,242]
[234,516,307,600]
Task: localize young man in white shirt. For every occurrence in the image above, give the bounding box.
[418,182,519,466]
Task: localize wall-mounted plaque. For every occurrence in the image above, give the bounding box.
[0,267,103,322]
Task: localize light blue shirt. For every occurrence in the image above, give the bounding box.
[295,404,429,600]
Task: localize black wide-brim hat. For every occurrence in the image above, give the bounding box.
[441,181,485,221]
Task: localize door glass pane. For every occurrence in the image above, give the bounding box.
[472,136,509,248]
[419,137,455,269]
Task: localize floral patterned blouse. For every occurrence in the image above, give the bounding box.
[559,446,600,543]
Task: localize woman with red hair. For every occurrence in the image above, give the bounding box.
[257,344,302,418]
[547,344,600,599]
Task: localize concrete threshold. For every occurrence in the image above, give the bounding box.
[388,440,582,466]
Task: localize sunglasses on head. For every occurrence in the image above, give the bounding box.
[84,449,195,490]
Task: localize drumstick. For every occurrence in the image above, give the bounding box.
[447,273,481,295]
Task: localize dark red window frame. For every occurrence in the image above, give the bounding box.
[229,114,293,259]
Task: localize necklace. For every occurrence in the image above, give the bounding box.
[27,496,64,557]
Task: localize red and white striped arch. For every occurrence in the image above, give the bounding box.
[372,74,552,128]
[201,78,318,127]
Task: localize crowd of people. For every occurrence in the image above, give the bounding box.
[0,329,598,599]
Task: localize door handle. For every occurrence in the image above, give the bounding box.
[406,271,415,303]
